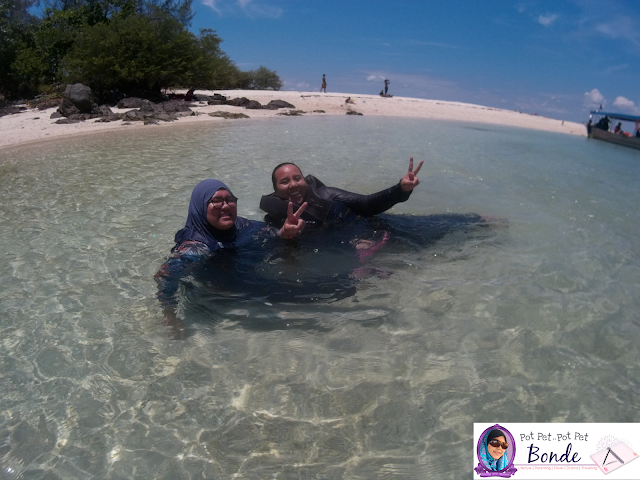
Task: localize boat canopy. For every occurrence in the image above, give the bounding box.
[590,111,640,122]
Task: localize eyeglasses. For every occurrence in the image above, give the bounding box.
[208,195,237,208]
[488,439,509,450]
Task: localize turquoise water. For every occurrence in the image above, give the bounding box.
[1,116,639,479]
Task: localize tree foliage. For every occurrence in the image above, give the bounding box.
[0,0,40,96]
[247,66,283,91]
[62,11,197,96]
[0,0,282,99]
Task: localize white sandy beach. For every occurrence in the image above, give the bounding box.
[0,89,586,150]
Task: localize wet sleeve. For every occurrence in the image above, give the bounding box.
[154,242,209,308]
[324,182,412,216]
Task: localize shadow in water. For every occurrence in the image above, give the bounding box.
[166,213,503,337]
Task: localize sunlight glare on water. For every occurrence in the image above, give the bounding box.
[1,116,639,479]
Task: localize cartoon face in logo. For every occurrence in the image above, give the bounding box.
[475,424,517,478]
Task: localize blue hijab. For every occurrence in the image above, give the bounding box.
[479,429,510,472]
[174,179,262,251]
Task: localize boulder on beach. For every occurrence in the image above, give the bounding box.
[226,97,251,107]
[245,100,263,109]
[264,99,296,110]
[58,83,94,116]
[117,97,145,109]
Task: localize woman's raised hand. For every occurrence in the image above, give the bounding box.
[280,202,308,238]
[400,157,424,192]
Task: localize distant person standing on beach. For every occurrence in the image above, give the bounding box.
[384,79,390,95]
[321,74,327,93]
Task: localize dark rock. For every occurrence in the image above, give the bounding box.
[50,111,62,119]
[159,100,192,114]
[67,113,92,121]
[346,110,363,116]
[226,97,251,107]
[95,105,114,117]
[277,110,305,116]
[0,106,27,118]
[154,113,178,122]
[36,99,61,110]
[264,99,295,110]
[207,99,225,105]
[139,99,159,114]
[58,98,80,117]
[54,118,82,124]
[313,110,325,113]
[144,118,159,125]
[245,100,263,109]
[208,111,250,119]
[60,84,94,115]
[117,97,145,109]
[121,110,146,121]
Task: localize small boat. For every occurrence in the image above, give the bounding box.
[587,111,640,150]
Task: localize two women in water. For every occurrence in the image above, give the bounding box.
[156,160,498,336]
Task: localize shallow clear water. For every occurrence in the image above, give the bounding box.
[1,116,639,479]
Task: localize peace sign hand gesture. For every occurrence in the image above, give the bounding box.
[400,157,424,192]
[280,202,308,239]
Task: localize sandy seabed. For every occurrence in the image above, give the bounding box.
[0,89,586,150]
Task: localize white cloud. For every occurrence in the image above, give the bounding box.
[202,0,282,17]
[593,14,640,48]
[409,40,458,49]
[201,0,220,12]
[237,0,282,17]
[605,64,629,75]
[367,75,385,82]
[584,88,605,109]
[613,96,640,114]
[538,13,558,27]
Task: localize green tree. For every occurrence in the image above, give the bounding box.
[3,0,281,98]
[188,28,246,89]
[61,11,197,96]
[248,65,282,91]
[12,7,86,90]
[0,0,39,96]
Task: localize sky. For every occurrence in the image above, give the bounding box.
[189,0,640,122]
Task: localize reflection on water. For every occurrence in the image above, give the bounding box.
[1,117,640,478]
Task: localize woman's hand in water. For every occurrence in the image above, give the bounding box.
[162,307,186,340]
[280,202,308,238]
[400,157,424,192]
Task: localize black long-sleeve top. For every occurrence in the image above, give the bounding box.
[259,175,412,225]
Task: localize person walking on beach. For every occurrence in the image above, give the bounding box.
[384,79,390,96]
[321,74,327,93]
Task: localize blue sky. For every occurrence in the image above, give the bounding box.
[190,0,640,122]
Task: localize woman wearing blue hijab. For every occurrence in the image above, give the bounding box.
[479,429,510,471]
[155,179,306,336]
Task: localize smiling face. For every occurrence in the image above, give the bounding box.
[273,164,308,204]
[206,188,237,230]
[488,435,508,461]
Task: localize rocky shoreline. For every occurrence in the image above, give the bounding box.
[0,87,587,150]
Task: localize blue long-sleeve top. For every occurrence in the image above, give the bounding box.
[155,179,279,308]
[155,216,277,308]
